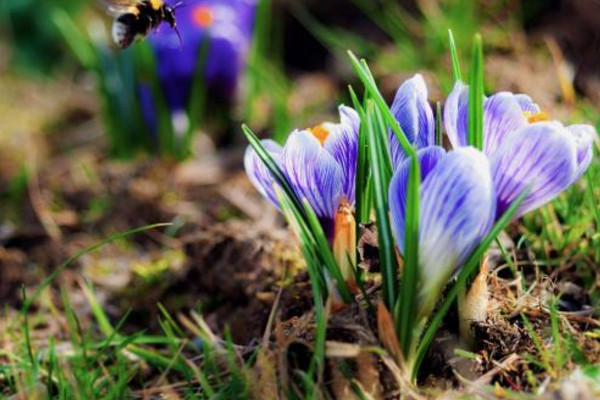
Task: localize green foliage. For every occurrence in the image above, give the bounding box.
[0,0,82,75]
[467,34,484,150]
[397,152,420,357]
[244,0,293,143]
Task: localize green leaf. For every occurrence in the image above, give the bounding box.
[347,51,416,160]
[134,42,176,157]
[51,8,95,68]
[411,187,530,380]
[468,34,484,150]
[349,85,372,227]
[365,100,398,310]
[435,101,443,146]
[20,223,172,316]
[184,35,211,159]
[396,153,420,356]
[448,29,462,83]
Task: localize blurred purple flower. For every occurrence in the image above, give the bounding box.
[244,106,360,237]
[444,81,595,219]
[389,147,496,314]
[139,0,257,125]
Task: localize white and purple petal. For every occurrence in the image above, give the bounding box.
[324,106,360,203]
[482,92,528,156]
[490,122,577,218]
[444,81,470,149]
[568,124,595,183]
[281,130,344,220]
[389,74,435,168]
[339,105,360,135]
[513,94,541,114]
[417,148,495,297]
[243,139,283,208]
[388,146,447,254]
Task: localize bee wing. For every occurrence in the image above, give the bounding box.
[98,0,141,15]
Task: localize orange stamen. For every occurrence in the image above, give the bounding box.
[193,6,214,28]
[524,111,549,124]
[310,125,330,145]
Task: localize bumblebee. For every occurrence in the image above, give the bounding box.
[105,0,181,49]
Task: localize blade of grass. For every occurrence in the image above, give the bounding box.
[347,51,416,160]
[278,190,327,383]
[19,223,171,316]
[411,188,529,380]
[184,35,210,159]
[467,34,484,150]
[366,101,398,310]
[448,29,462,82]
[396,153,420,357]
[435,101,442,146]
[134,42,175,157]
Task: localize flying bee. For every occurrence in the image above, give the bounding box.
[103,0,183,49]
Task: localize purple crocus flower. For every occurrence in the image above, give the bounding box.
[444,81,595,219]
[244,106,360,238]
[139,0,257,127]
[388,146,496,316]
[388,74,436,169]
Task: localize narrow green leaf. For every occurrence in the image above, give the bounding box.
[411,187,530,380]
[20,223,172,316]
[448,29,462,83]
[185,35,211,158]
[278,190,327,382]
[134,42,176,156]
[435,101,442,146]
[51,8,96,68]
[397,153,420,356]
[467,34,484,150]
[366,101,398,310]
[347,51,416,160]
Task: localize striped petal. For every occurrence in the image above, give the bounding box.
[513,94,540,113]
[417,148,495,299]
[243,140,284,208]
[444,81,469,149]
[281,130,344,220]
[490,122,577,218]
[568,124,595,183]
[482,93,528,156]
[388,146,447,254]
[324,106,360,203]
[389,74,435,168]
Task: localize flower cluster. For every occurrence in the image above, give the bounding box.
[245,74,595,307]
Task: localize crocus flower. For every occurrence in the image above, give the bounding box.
[139,0,257,129]
[444,82,595,219]
[388,74,436,169]
[388,146,496,317]
[244,106,360,280]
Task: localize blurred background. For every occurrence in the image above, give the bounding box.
[1,0,600,343]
